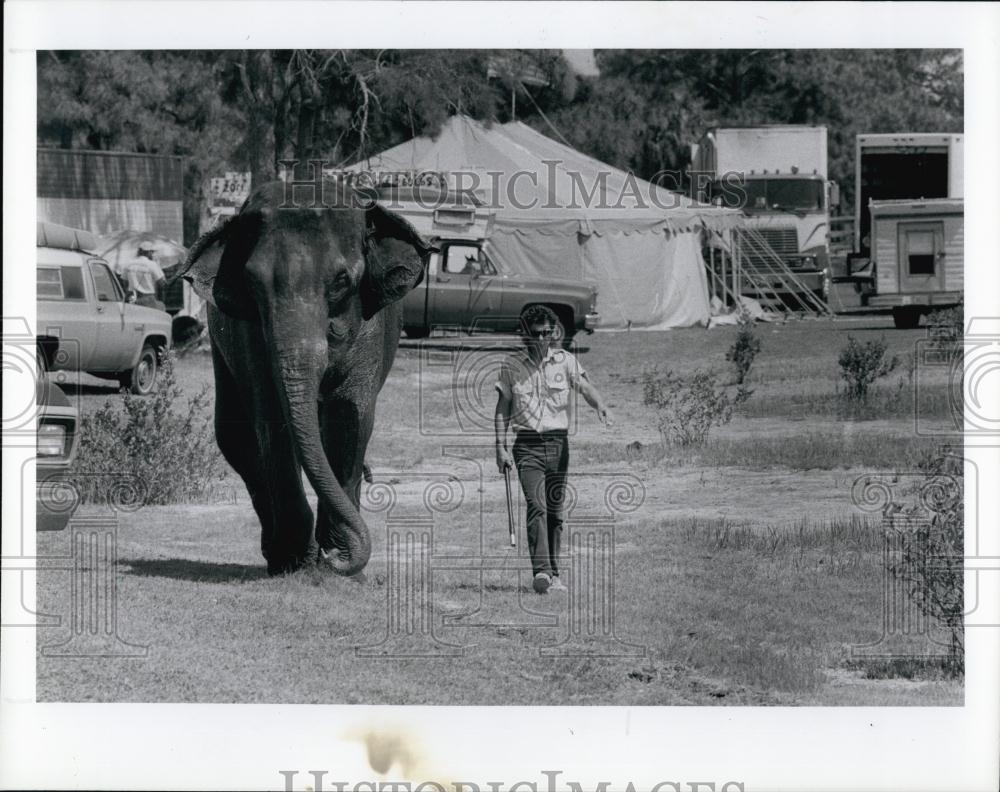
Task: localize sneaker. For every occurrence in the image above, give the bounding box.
[549,576,567,593]
[532,572,551,594]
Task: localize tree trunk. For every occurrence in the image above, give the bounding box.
[295,103,316,179]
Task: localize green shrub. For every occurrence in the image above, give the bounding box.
[837,335,900,401]
[725,311,762,386]
[69,355,226,505]
[642,368,749,446]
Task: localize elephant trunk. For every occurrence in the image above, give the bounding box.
[275,346,371,577]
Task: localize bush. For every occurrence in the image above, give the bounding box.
[69,355,226,505]
[725,311,762,386]
[926,306,964,338]
[885,451,964,668]
[926,306,964,365]
[837,335,900,402]
[642,368,749,446]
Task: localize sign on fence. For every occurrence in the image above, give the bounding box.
[209,172,251,211]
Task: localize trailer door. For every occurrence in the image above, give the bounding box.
[898,222,945,293]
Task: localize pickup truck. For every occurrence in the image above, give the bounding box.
[387,194,600,343]
[36,221,172,395]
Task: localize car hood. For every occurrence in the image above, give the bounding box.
[125,303,173,323]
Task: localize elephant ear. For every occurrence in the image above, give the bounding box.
[360,203,438,321]
[177,212,262,322]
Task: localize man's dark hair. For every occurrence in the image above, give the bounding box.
[520,304,558,333]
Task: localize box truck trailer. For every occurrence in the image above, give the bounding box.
[848,133,963,327]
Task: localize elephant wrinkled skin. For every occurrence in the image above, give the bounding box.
[179,181,434,576]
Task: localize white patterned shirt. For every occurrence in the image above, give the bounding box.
[495,348,586,433]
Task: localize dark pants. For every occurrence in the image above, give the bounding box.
[513,430,569,577]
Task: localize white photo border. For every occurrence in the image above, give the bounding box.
[3,2,998,790]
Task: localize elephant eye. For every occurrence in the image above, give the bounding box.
[332,272,352,291]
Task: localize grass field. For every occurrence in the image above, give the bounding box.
[37,316,964,704]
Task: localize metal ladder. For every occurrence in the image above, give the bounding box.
[732,228,835,318]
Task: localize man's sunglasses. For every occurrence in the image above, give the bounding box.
[527,328,554,338]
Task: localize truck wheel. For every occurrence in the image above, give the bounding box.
[892,307,922,330]
[403,325,429,339]
[550,314,575,349]
[119,343,159,395]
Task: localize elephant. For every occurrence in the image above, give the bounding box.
[179,180,435,577]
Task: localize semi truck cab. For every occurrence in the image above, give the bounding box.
[692,126,835,304]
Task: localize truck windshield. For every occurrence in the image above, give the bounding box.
[728,179,824,213]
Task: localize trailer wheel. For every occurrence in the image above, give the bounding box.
[892,307,922,330]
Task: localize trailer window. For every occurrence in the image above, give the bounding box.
[907,230,936,275]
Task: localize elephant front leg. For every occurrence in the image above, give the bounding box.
[317,399,375,564]
[255,421,318,574]
[213,345,316,575]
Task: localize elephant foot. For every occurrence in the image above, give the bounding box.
[267,557,310,576]
[265,544,319,577]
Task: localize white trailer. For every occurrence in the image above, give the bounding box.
[867,198,963,328]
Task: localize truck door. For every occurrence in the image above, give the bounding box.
[430,243,502,332]
[898,222,945,293]
[87,260,133,371]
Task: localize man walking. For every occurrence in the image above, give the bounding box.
[494,305,613,594]
[121,243,167,310]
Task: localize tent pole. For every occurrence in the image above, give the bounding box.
[728,231,734,304]
[731,230,740,302]
[705,252,742,308]
[709,236,717,303]
[718,235,726,307]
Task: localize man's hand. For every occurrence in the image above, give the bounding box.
[577,378,613,428]
[496,447,514,474]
